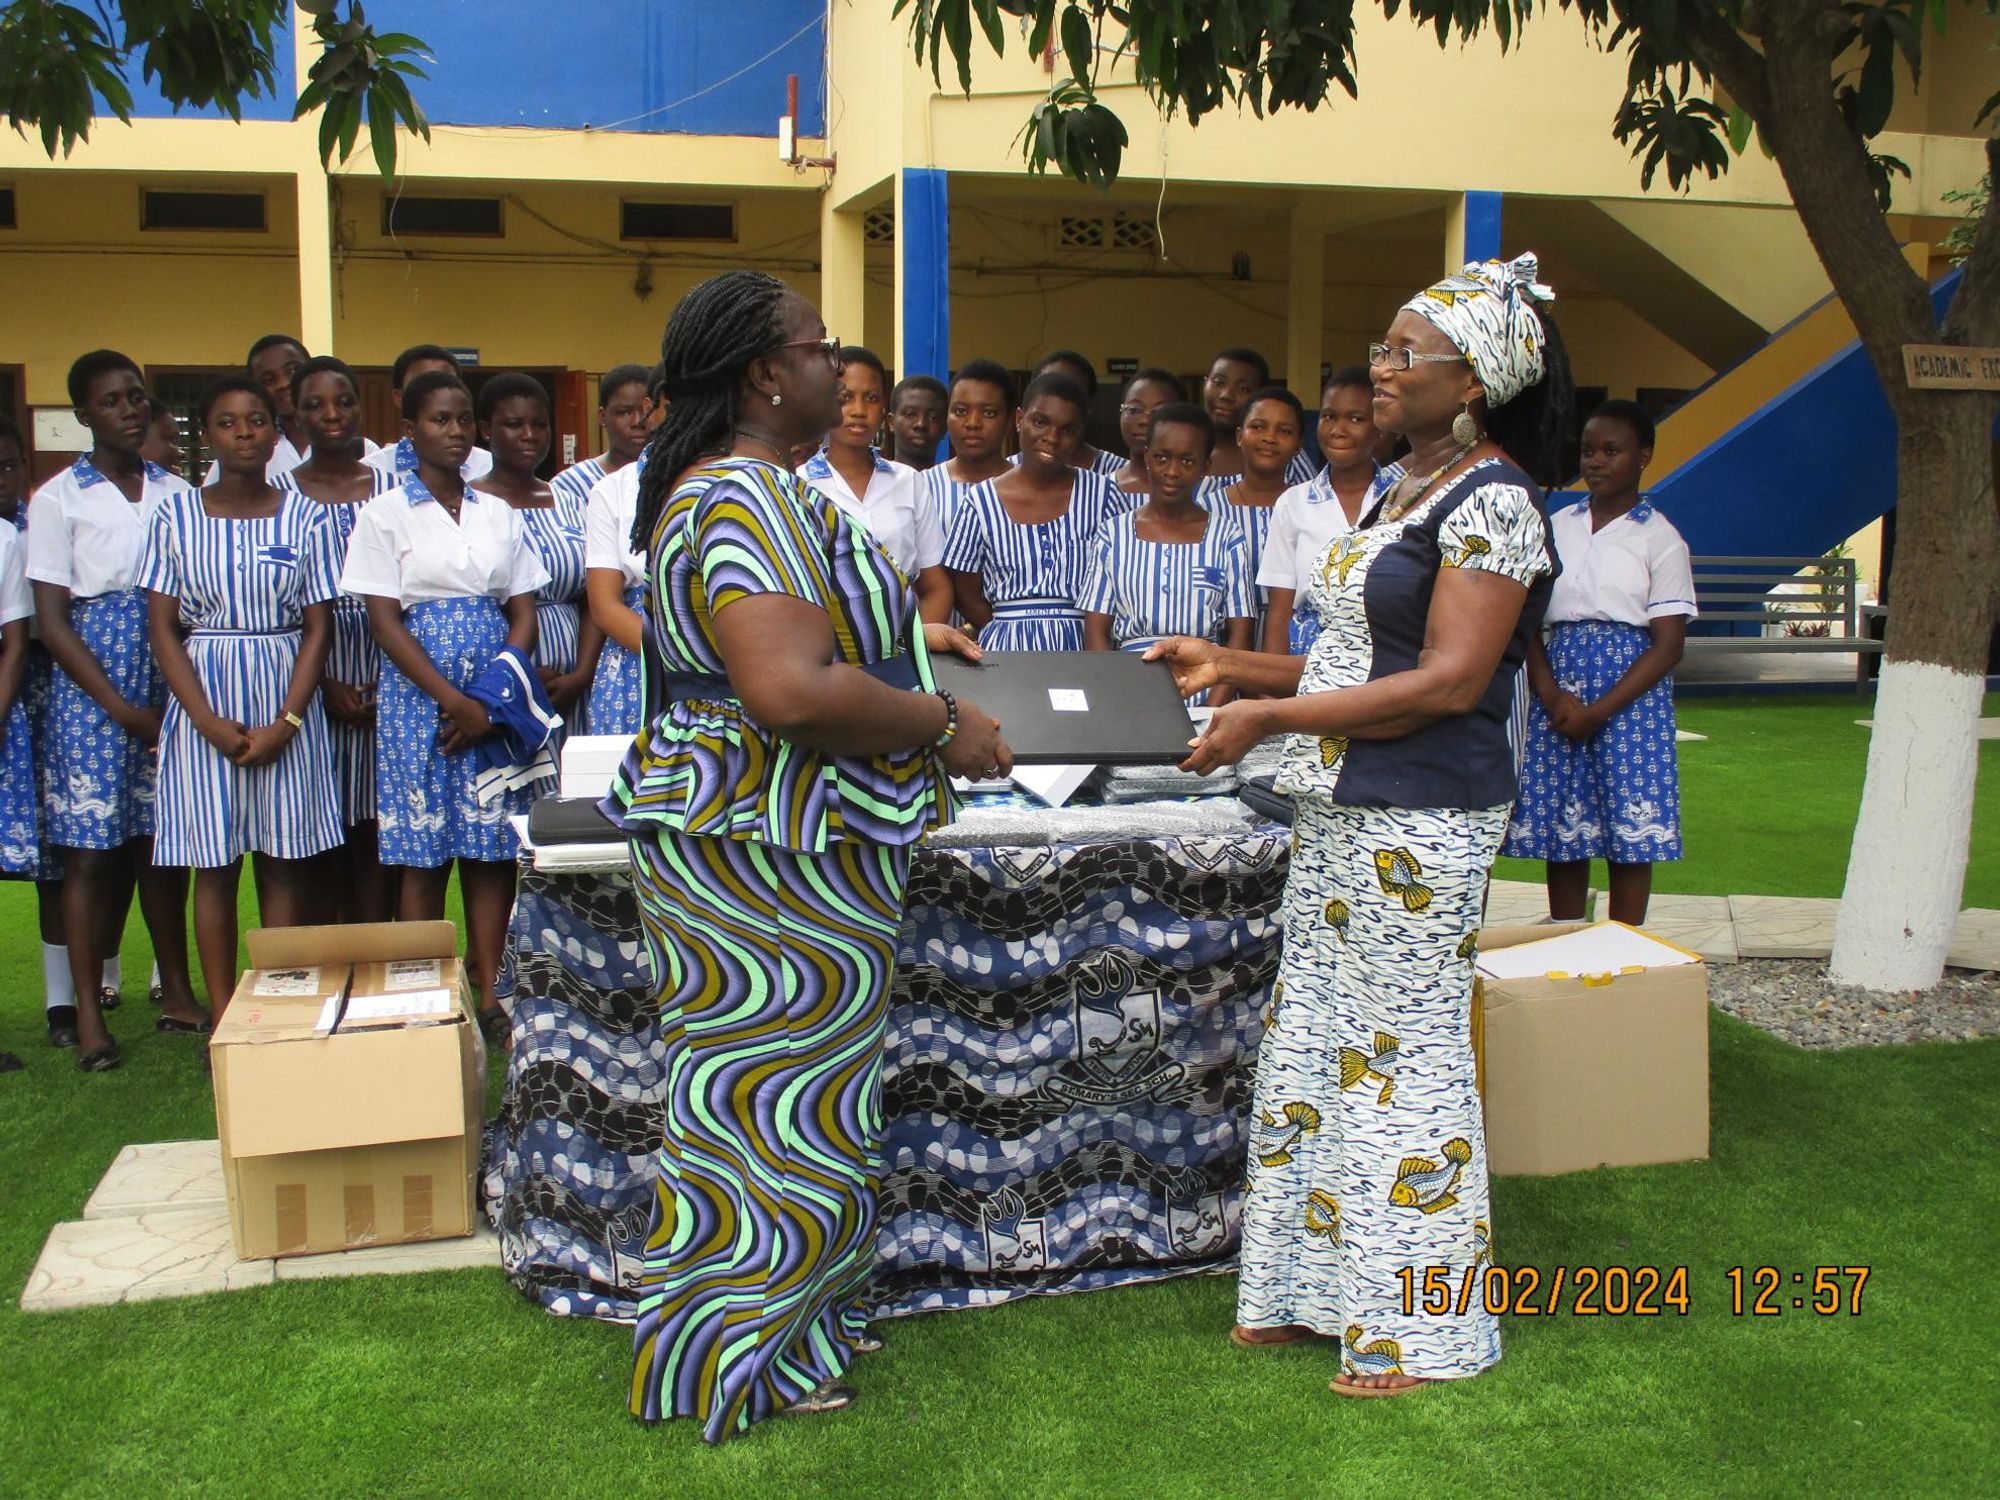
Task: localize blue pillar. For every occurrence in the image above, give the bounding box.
[900,168,950,382]
[1462,191,1503,263]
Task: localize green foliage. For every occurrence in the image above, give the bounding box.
[1941,173,1991,263]
[899,0,1997,210]
[0,0,430,176]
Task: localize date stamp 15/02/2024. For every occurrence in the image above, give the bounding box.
[1393,1265,1873,1319]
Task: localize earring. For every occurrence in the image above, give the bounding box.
[770,392,783,407]
[1451,402,1479,447]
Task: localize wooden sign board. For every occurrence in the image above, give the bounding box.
[1902,345,2000,391]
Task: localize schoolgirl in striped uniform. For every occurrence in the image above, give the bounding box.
[1081,403,1254,704]
[1200,347,1317,487]
[141,376,343,1024]
[922,359,1016,541]
[584,457,646,735]
[27,350,208,1068]
[277,356,398,922]
[943,372,1111,652]
[474,374,598,739]
[1107,367,1188,507]
[1023,352,1130,479]
[340,369,548,1044]
[1198,386,1306,638]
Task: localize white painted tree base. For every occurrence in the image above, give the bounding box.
[1831,659,1984,991]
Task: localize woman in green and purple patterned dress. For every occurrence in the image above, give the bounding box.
[600,271,1010,1442]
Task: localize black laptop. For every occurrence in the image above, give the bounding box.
[928,651,1196,765]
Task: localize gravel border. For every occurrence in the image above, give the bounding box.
[1706,958,2000,1048]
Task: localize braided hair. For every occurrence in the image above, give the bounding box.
[1485,308,1576,491]
[630,270,791,551]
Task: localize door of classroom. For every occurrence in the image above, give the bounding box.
[354,367,587,479]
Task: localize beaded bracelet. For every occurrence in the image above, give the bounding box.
[933,690,959,747]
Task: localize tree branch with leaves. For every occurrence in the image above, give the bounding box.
[0,0,431,175]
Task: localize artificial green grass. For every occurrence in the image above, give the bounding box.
[1491,690,2000,905]
[2,691,1996,1496]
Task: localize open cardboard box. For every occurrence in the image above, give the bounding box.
[1476,923,1710,1177]
[209,921,483,1260]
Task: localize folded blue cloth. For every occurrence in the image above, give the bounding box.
[465,645,561,805]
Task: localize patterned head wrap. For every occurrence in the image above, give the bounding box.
[1400,251,1555,409]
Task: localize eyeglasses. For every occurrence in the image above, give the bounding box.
[778,335,842,363]
[1367,343,1469,372]
[1118,402,1159,416]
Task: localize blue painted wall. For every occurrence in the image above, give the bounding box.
[1641,271,1965,590]
[99,1,825,135]
[364,0,825,135]
[106,11,295,121]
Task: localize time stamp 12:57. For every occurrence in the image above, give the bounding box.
[1394,1265,1872,1317]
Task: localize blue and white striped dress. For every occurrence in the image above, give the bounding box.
[551,455,608,515]
[277,466,396,826]
[942,471,1112,651]
[517,485,589,739]
[1079,507,1256,655]
[137,487,345,867]
[1198,478,1284,634]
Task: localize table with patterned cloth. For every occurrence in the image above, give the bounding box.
[481,820,1287,1322]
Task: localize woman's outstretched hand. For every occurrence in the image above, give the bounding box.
[1179,699,1268,776]
[1142,636,1226,701]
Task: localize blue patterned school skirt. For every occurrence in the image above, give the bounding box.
[376,596,531,868]
[327,595,379,826]
[155,629,343,868]
[980,598,1085,652]
[43,590,161,851]
[585,585,643,738]
[0,693,38,876]
[1503,620,1682,864]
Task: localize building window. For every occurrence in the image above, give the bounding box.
[141,190,266,232]
[0,188,14,229]
[1111,215,1156,253]
[619,202,735,242]
[382,196,504,237]
[1057,215,1105,250]
[864,209,896,244]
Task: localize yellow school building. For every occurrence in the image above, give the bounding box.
[0,1,1988,574]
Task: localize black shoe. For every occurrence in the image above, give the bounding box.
[78,1039,121,1073]
[47,1006,79,1049]
[99,985,121,1013]
[149,983,164,1006]
[0,1052,22,1074]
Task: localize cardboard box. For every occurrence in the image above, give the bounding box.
[211,922,483,1260]
[559,733,629,799]
[1476,923,1710,1177]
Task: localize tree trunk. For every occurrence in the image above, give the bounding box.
[1830,392,2000,990]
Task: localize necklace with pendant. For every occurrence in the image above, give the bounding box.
[1377,439,1476,524]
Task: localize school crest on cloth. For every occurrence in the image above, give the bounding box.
[1045,953,1190,1107]
[979,1186,1049,1272]
[1168,1191,1231,1260]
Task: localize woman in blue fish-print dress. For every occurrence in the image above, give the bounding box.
[340,370,549,1046]
[1152,253,1571,1398]
[278,355,399,922]
[142,376,343,1025]
[942,371,1111,651]
[474,374,599,745]
[26,350,208,1069]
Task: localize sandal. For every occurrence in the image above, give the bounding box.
[77,1040,122,1073]
[99,985,122,1013]
[1330,1374,1431,1400]
[785,1381,856,1417]
[852,1335,883,1355]
[156,1015,212,1036]
[477,1008,512,1048]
